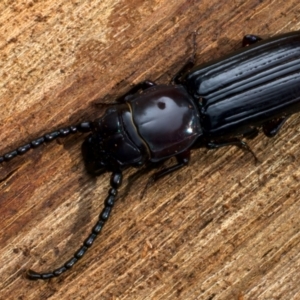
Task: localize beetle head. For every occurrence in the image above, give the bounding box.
[81,133,119,176]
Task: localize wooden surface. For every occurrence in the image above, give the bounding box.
[1,1,300,299]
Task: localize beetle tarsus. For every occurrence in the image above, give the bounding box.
[263,117,289,138]
[206,139,259,163]
[242,34,263,47]
[172,32,198,84]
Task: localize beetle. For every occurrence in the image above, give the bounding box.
[1,30,300,280]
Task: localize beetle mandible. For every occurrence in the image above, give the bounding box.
[2,31,300,280]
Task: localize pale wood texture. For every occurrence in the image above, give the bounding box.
[1,1,300,299]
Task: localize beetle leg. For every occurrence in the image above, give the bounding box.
[27,171,123,280]
[116,80,157,103]
[151,151,190,181]
[206,138,259,162]
[242,34,263,47]
[262,117,289,137]
[172,59,195,84]
[140,151,190,199]
[172,32,197,84]
[140,150,190,199]
[243,128,259,139]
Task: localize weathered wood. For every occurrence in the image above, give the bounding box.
[1,1,300,299]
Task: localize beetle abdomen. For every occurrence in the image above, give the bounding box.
[185,31,300,137]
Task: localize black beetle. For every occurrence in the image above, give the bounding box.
[2,31,300,280]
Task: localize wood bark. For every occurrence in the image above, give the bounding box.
[1,1,300,299]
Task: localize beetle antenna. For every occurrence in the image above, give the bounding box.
[27,171,122,280]
[0,122,92,164]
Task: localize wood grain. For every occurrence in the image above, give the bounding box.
[1,1,300,299]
